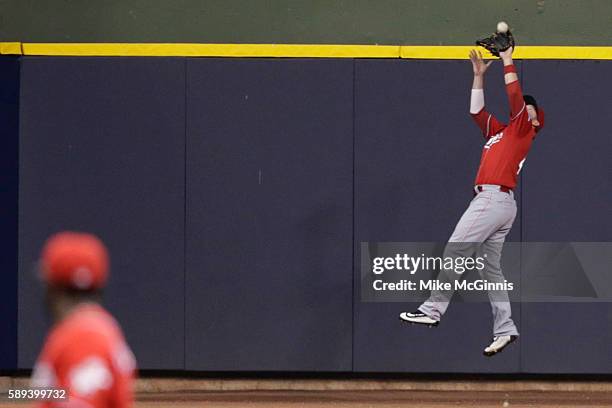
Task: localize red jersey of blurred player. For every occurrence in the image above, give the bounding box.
[31,232,136,408]
[471,74,545,189]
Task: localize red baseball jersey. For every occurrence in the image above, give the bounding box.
[471,78,544,189]
[31,304,136,408]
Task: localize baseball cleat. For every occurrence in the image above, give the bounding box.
[399,311,439,327]
[483,335,518,356]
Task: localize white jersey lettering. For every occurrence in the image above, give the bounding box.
[484,132,503,150]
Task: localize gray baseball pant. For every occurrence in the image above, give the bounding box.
[418,184,519,337]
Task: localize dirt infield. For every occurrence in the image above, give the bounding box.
[3,378,612,407]
[135,390,612,408]
[3,390,612,408]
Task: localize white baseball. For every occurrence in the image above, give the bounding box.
[497,21,509,33]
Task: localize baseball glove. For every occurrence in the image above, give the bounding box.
[476,31,515,57]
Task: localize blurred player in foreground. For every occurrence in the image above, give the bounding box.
[400,45,545,356]
[31,232,136,407]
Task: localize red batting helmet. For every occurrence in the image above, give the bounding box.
[41,232,109,290]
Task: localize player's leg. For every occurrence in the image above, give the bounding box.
[477,191,519,355]
[401,191,500,325]
[479,238,519,336]
[479,240,519,356]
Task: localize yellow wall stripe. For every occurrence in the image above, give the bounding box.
[508,46,612,60]
[401,46,476,59]
[0,42,22,55]
[19,43,400,58]
[400,46,612,60]
[2,43,612,59]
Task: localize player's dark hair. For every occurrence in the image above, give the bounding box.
[51,284,103,303]
[67,287,103,302]
[523,95,538,111]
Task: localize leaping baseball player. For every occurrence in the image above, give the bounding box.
[400,45,545,356]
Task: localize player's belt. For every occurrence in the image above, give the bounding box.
[474,185,512,195]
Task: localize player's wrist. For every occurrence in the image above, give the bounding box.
[503,64,517,74]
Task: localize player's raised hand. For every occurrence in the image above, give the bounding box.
[470,49,493,76]
[499,46,514,62]
[499,47,514,58]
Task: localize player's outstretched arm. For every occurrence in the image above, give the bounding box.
[500,48,518,84]
[469,50,504,138]
[500,47,525,119]
[469,50,492,115]
[470,49,492,91]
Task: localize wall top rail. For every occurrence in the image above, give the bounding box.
[2,43,612,60]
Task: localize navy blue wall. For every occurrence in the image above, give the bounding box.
[185,59,353,371]
[0,56,19,370]
[13,57,612,373]
[18,57,186,369]
[520,61,612,373]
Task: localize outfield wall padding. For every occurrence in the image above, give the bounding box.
[18,57,186,370]
[0,56,20,370]
[520,61,612,373]
[184,59,354,371]
[12,57,612,373]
